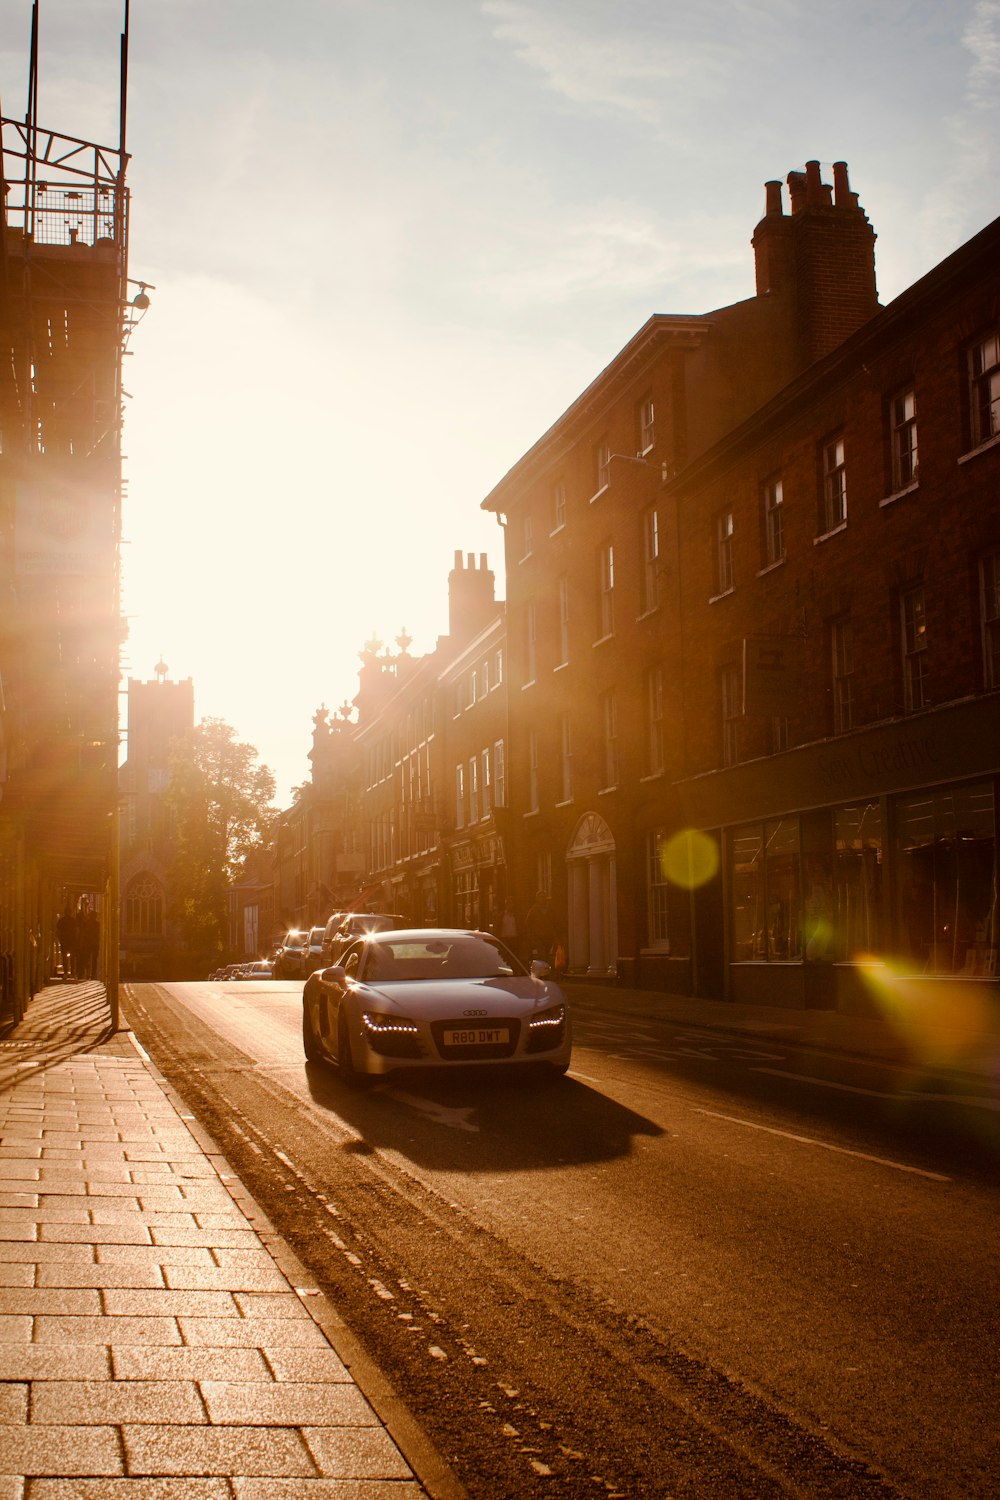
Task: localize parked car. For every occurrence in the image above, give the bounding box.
[304,926,327,976]
[319,912,349,967]
[302,927,571,1083]
[275,930,310,979]
[245,959,275,980]
[325,912,410,967]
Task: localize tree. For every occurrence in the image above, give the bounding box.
[164,719,276,970]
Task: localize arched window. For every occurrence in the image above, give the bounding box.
[124,874,163,937]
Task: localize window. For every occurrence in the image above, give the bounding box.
[536,851,552,902]
[638,394,655,454]
[833,802,883,960]
[901,587,928,711]
[493,739,506,807]
[716,510,734,594]
[980,549,1000,689]
[521,513,533,559]
[646,664,664,774]
[525,601,537,682]
[646,830,670,949]
[831,616,854,732]
[552,480,566,531]
[595,438,610,495]
[721,664,740,766]
[731,818,802,961]
[558,575,570,665]
[895,782,996,974]
[889,387,918,490]
[481,746,492,816]
[821,435,847,531]
[455,763,465,829]
[528,730,539,812]
[559,713,573,802]
[969,331,1000,448]
[494,647,504,686]
[640,506,659,612]
[597,542,614,638]
[124,874,163,937]
[762,475,785,566]
[454,681,464,717]
[468,756,479,823]
[466,670,476,708]
[601,689,618,787]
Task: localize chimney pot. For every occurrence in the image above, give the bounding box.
[467,552,474,568]
[832,160,851,207]
[764,179,783,217]
[480,552,487,568]
[453,549,462,568]
[805,159,823,205]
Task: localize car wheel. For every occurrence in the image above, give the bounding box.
[539,1061,569,1081]
[302,1004,323,1064]
[337,1012,368,1087]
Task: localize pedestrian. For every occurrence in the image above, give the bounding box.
[56,905,77,981]
[497,903,519,961]
[77,902,100,981]
[525,890,558,966]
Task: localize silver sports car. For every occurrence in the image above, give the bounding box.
[301,927,572,1082]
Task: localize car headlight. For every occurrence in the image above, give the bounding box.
[527,1004,566,1031]
[361,1012,419,1036]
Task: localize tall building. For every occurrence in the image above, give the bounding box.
[482,161,999,1004]
[0,12,133,1018]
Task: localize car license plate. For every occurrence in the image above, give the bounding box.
[443,1027,509,1046]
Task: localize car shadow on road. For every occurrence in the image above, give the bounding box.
[303,1061,663,1172]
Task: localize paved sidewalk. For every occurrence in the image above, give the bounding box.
[0,981,439,1498]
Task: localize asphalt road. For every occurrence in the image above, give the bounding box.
[123,978,999,1499]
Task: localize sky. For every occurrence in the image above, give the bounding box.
[2,0,998,803]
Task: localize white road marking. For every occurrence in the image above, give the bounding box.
[691,1106,950,1181]
[387,1090,480,1132]
[754,1067,1000,1113]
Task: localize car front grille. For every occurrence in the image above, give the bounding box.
[430,1017,521,1061]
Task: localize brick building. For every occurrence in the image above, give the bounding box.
[481,160,999,1003]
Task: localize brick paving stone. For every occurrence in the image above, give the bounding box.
[0,1384,27,1423]
[0,1161,40,1178]
[191,1213,253,1231]
[0,1346,111,1381]
[41,1223,151,1245]
[0,1317,32,1342]
[35,1264,165,1290]
[233,1293,311,1320]
[0,1425,123,1475]
[0,1263,35,1287]
[31,1480,234,1498]
[0,1290,101,1316]
[302,1429,413,1481]
[0,1195,40,1210]
[111,1345,272,1382]
[200,1382,376,1427]
[122,1424,315,1477]
[90,1208,196,1227]
[149,1226,258,1249]
[30,1379,206,1426]
[179,1318,329,1349]
[99,1244,212,1267]
[0,1243,93,1263]
[165,1265,289,1293]
[263,1349,352,1384]
[34,1316,182,1346]
[101,1290,239,1318]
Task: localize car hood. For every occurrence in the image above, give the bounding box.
[352,976,563,1018]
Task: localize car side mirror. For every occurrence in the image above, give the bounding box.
[530,959,551,979]
[320,965,347,986]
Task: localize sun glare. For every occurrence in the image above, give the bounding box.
[661,828,719,890]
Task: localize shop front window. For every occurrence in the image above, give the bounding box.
[732,818,802,961]
[833,803,883,959]
[895,782,997,974]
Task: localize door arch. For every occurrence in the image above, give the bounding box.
[566,812,617,977]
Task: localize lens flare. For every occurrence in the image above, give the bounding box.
[662,828,719,889]
[857,952,997,1076]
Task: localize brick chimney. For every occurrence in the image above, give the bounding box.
[751,159,878,366]
[448,550,497,644]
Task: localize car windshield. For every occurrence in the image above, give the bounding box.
[285,933,308,948]
[362,934,526,983]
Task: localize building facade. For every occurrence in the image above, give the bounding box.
[480,160,999,1004]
